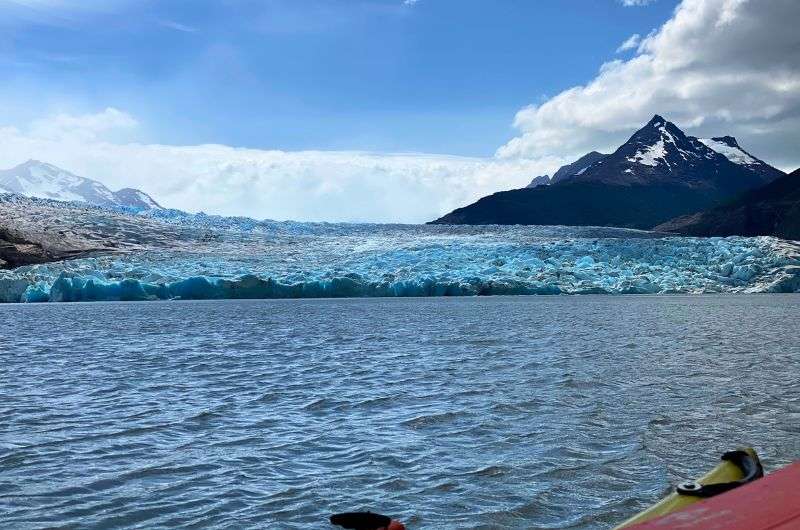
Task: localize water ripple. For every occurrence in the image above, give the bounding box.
[1,295,799,528]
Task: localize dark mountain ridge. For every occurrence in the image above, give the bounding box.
[656,168,800,240]
[432,115,785,228]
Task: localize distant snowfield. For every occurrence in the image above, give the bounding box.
[2,194,799,303]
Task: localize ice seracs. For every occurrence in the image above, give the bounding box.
[0,160,162,210]
[1,193,799,302]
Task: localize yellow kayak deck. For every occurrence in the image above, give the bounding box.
[614,448,762,529]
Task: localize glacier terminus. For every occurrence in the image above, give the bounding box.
[1,193,799,303]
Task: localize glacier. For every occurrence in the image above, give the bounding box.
[2,198,800,303]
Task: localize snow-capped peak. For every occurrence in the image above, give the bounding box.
[624,117,688,169]
[0,160,162,210]
[561,114,784,189]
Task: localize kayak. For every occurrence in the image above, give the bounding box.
[614,448,763,528]
[330,448,799,530]
[616,448,800,529]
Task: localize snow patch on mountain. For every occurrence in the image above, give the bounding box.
[627,138,669,167]
[699,138,758,166]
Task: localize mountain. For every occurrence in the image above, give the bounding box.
[524,151,607,188]
[697,136,784,184]
[656,168,800,240]
[562,115,771,192]
[432,115,785,228]
[0,160,162,210]
[113,188,162,210]
[526,175,551,188]
[550,151,607,185]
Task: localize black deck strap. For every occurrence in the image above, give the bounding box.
[676,450,764,498]
[330,511,393,530]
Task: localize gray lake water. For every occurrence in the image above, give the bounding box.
[1,295,799,529]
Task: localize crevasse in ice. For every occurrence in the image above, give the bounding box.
[2,211,800,302]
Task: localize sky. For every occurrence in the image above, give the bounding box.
[0,0,798,222]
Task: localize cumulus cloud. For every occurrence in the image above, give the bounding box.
[3,0,797,223]
[0,110,564,223]
[498,0,800,172]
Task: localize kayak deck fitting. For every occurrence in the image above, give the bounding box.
[616,448,800,529]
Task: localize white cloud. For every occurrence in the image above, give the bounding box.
[616,33,641,53]
[0,111,565,223]
[498,0,800,172]
[28,108,138,142]
[157,20,198,33]
[620,0,656,6]
[3,0,797,223]
[403,0,420,5]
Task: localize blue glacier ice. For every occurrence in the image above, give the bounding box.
[2,218,800,303]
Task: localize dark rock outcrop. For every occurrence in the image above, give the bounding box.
[0,227,89,269]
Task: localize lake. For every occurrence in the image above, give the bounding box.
[1,295,799,529]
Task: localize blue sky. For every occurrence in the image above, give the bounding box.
[0,0,797,222]
[1,0,679,156]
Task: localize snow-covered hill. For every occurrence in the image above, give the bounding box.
[0,160,162,210]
